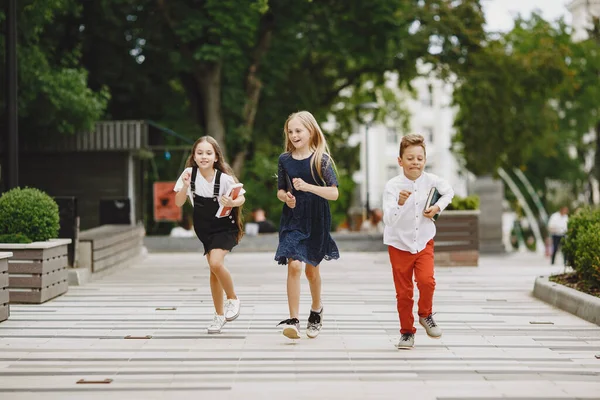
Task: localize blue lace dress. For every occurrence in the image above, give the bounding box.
[274,152,340,266]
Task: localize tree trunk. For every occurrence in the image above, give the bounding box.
[231,12,275,176]
[196,63,226,154]
[231,66,263,175]
[594,121,600,204]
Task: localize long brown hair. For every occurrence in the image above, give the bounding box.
[185,136,244,242]
[283,111,338,185]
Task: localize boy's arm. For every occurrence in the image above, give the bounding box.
[382,180,408,227]
[434,175,454,213]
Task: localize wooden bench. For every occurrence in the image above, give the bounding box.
[0,252,10,321]
[78,224,145,273]
[434,210,480,266]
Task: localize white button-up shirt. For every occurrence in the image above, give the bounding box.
[547,212,568,235]
[382,172,454,254]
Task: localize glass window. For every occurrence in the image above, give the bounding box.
[422,126,434,143]
[386,127,397,144]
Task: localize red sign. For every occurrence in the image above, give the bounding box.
[153,182,182,222]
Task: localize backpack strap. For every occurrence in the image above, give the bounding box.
[190,167,198,199]
[213,170,222,200]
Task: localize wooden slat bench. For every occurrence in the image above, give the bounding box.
[78,224,145,273]
[0,252,10,321]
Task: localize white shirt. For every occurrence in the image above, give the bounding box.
[382,172,454,254]
[173,167,246,205]
[547,212,568,235]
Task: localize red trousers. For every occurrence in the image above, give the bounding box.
[388,240,435,334]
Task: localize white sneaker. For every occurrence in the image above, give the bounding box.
[396,333,415,349]
[419,314,442,338]
[207,314,226,334]
[277,318,300,339]
[224,298,240,322]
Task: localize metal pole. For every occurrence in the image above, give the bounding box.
[365,123,370,215]
[6,0,19,189]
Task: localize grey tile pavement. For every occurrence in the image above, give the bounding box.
[0,251,599,399]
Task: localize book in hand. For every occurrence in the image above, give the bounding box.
[424,187,442,221]
[285,173,294,193]
[216,183,244,218]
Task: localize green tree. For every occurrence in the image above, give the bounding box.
[452,14,576,177]
[558,13,600,202]
[0,0,109,137]
[72,0,486,229]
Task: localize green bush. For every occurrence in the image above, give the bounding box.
[0,187,60,242]
[572,222,600,289]
[0,233,32,244]
[562,206,600,267]
[446,195,480,211]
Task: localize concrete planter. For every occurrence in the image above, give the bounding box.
[0,252,11,321]
[0,239,71,304]
[533,276,600,326]
[434,210,480,266]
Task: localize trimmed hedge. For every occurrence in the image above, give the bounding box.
[0,233,32,244]
[446,195,480,211]
[562,207,600,289]
[0,187,60,243]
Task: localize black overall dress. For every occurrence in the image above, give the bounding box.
[191,167,239,255]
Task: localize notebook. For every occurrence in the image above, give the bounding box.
[424,187,441,221]
[215,183,244,218]
[285,173,294,193]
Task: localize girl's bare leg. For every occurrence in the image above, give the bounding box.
[287,259,303,318]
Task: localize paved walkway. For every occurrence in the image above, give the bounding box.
[0,251,599,399]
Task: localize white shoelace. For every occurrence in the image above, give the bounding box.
[211,314,224,327]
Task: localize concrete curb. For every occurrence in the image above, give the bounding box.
[533,275,600,326]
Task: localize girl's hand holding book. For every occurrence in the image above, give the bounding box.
[220,195,235,208]
[285,192,296,209]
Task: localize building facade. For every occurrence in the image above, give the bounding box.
[352,70,469,216]
[568,0,600,204]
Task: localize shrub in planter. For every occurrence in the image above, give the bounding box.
[562,206,600,268]
[572,222,600,289]
[0,233,32,244]
[446,195,480,211]
[0,187,60,242]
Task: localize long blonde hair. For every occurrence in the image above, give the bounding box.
[185,136,244,242]
[283,111,337,185]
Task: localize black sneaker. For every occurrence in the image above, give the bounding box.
[277,318,300,339]
[306,307,323,338]
[396,333,415,349]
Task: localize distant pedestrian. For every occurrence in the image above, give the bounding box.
[548,206,569,265]
[252,208,277,233]
[360,208,384,234]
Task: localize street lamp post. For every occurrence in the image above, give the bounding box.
[356,102,379,217]
[5,0,19,189]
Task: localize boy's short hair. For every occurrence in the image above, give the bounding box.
[399,134,426,157]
